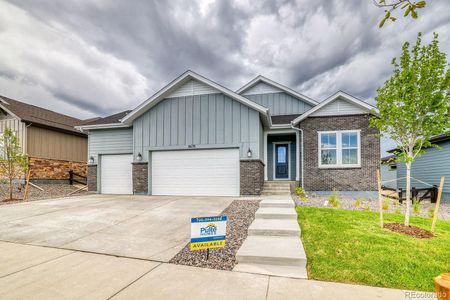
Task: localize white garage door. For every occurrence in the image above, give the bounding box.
[152,149,240,196]
[101,154,133,194]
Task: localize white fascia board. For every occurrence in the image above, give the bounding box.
[121,70,270,125]
[75,123,131,132]
[236,75,318,106]
[0,99,22,121]
[291,91,378,125]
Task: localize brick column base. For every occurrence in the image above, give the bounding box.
[87,164,97,192]
[132,162,148,195]
[240,160,264,195]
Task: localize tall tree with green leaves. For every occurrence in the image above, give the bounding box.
[0,128,28,200]
[370,32,450,226]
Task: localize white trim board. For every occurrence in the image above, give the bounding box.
[291,91,377,125]
[237,75,318,106]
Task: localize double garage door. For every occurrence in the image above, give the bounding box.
[100,149,240,196]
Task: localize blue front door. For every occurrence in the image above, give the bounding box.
[275,144,289,179]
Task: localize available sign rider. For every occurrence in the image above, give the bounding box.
[190,216,227,251]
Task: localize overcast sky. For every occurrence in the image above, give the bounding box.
[0,1,449,137]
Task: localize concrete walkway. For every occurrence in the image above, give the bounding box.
[0,241,432,299]
[234,194,307,278]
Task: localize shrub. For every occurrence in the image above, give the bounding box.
[395,208,402,215]
[354,197,361,208]
[412,198,421,215]
[382,198,390,211]
[329,191,340,208]
[364,205,371,212]
[428,207,435,219]
[295,187,308,202]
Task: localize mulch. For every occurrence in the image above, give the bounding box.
[384,222,434,239]
[169,200,260,271]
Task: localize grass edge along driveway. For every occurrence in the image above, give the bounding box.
[297,206,450,292]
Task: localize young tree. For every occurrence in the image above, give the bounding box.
[0,128,28,200]
[370,32,450,226]
[374,0,427,28]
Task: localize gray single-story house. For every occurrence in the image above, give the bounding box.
[77,70,380,196]
[386,135,450,202]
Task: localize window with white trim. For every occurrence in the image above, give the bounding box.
[319,130,360,168]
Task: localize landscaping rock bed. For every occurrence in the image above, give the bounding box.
[169,200,260,270]
[384,223,434,239]
[293,192,450,221]
[0,183,87,205]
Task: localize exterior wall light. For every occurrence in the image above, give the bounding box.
[88,156,94,164]
[136,153,142,161]
[247,148,252,158]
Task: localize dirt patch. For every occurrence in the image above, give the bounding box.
[384,222,434,239]
[169,200,260,270]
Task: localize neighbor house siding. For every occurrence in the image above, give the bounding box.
[133,93,262,161]
[88,128,133,162]
[397,141,450,201]
[27,126,87,162]
[0,117,27,152]
[244,92,313,116]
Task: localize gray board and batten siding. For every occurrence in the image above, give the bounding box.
[132,93,263,161]
[244,92,313,116]
[88,128,133,162]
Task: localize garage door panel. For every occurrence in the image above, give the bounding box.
[152,149,239,196]
[101,154,133,194]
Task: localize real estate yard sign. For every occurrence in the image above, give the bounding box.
[190,216,227,251]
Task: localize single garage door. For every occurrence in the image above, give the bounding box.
[151,149,239,196]
[100,154,133,194]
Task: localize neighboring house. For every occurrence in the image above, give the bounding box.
[389,135,450,202]
[380,155,397,189]
[78,70,380,196]
[0,95,88,181]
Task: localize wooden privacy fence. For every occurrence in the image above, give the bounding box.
[381,185,438,203]
[68,170,87,186]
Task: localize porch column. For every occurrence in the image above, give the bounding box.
[264,132,268,181]
[295,131,300,181]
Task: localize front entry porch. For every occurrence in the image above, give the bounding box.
[264,131,299,182]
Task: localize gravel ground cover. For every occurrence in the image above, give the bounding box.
[169,200,260,270]
[293,192,450,221]
[0,183,87,205]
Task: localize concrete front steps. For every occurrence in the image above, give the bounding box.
[261,181,292,196]
[234,196,307,279]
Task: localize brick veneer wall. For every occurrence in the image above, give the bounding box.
[298,114,380,191]
[87,164,97,192]
[29,157,87,180]
[240,160,264,195]
[132,162,148,195]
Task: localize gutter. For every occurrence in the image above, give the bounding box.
[290,123,304,189]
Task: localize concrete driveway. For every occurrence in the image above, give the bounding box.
[0,194,234,261]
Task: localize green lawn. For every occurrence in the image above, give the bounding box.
[297,207,450,291]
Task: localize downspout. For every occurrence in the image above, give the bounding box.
[290,123,304,189]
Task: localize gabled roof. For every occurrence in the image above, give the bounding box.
[83,110,131,126]
[291,91,377,125]
[121,70,271,126]
[0,95,86,135]
[76,110,133,131]
[236,75,318,106]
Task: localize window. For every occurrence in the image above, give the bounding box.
[318,130,360,168]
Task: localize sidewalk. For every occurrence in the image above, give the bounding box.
[0,241,433,299]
